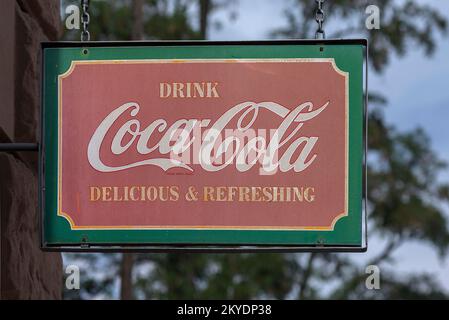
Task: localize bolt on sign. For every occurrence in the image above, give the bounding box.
[41,40,367,251]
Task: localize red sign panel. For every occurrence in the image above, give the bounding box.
[58,58,348,231]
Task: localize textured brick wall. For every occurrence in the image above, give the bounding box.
[0,153,62,299]
[0,0,62,299]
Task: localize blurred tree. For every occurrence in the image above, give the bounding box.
[272,0,447,72]
[63,253,121,299]
[61,0,236,40]
[61,0,449,299]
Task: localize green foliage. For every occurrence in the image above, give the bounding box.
[61,0,449,299]
[368,119,449,255]
[63,253,121,299]
[130,253,297,299]
[272,0,447,72]
[61,0,235,40]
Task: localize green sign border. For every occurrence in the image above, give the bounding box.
[40,40,367,251]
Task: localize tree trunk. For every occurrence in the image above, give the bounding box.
[132,0,144,40]
[199,0,211,39]
[120,253,134,300]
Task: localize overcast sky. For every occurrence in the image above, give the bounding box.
[208,0,449,291]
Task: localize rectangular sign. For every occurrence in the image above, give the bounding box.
[41,40,366,251]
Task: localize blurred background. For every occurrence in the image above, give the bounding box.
[55,0,449,299]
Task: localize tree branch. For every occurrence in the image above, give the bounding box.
[368,235,403,266]
[298,253,316,299]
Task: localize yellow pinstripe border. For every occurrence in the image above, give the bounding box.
[57,58,349,231]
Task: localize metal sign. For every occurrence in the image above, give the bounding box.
[41,40,367,251]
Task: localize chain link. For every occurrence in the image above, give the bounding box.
[81,0,90,41]
[315,0,325,39]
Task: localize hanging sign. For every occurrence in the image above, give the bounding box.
[41,40,367,251]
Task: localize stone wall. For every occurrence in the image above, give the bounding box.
[0,0,62,299]
[0,152,62,299]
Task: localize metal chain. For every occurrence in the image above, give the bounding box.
[315,0,325,39]
[81,0,90,41]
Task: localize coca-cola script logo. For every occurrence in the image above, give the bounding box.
[58,59,348,230]
[87,100,329,175]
